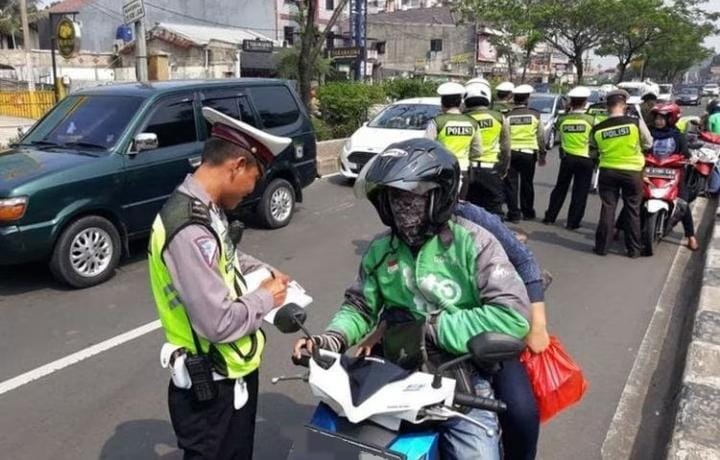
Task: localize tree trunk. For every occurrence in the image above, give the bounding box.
[297,0,317,108]
[573,54,584,84]
[616,59,629,84]
[521,47,532,83]
[11,32,16,49]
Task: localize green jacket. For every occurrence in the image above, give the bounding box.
[326,218,531,356]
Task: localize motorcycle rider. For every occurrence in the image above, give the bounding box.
[707,98,720,134]
[619,103,698,251]
[425,82,483,199]
[294,139,531,460]
[543,86,596,230]
[494,81,516,114]
[463,78,511,216]
[640,91,658,128]
[590,89,653,257]
[504,84,546,222]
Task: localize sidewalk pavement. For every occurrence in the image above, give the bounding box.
[667,202,720,459]
[0,115,35,147]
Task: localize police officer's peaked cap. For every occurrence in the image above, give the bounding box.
[496,81,515,92]
[437,82,466,97]
[568,86,591,99]
[512,84,534,95]
[606,89,630,102]
[202,107,291,167]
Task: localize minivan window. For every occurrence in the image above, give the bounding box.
[144,100,197,148]
[203,96,257,131]
[247,86,300,129]
[21,95,144,151]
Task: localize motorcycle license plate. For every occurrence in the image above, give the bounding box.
[645,167,676,179]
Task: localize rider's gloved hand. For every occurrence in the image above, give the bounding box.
[293,332,347,358]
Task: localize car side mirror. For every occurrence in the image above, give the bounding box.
[467,332,526,364]
[133,133,158,152]
[273,303,307,334]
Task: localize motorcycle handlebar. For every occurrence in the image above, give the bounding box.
[453,392,507,413]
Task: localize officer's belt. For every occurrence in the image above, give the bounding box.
[470,161,496,169]
[514,149,536,154]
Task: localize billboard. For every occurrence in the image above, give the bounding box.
[476,34,497,63]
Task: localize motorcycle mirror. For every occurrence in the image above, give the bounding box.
[273,303,307,334]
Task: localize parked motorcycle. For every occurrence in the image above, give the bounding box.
[687,143,720,198]
[641,153,688,255]
[272,304,525,460]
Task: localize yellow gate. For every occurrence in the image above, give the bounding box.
[0,91,56,119]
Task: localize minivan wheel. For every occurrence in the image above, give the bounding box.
[50,215,122,288]
[259,179,296,229]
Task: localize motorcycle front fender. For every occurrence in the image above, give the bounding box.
[645,199,670,214]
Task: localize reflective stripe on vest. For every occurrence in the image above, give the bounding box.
[593,122,645,172]
[558,113,594,157]
[467,109,503,163]
[507,113,539,151]
[435,113,478,168]
[149,208,264,379]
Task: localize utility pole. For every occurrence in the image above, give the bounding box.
[19,0,35,91]
[135,20,148,81]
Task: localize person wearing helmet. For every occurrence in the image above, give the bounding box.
[640,91,658,128]
[707,98,720,134]
[293,139,531,460]
[463,79,511,216]
[543,86,596,230]
[426,81,483,199]
[589,89,653,257]
[503,84,546,222]
[494,81,515,114]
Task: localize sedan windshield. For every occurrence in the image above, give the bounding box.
[528,96,555,114]
[21,95,144,152]
[680,88,699,95]
[368,103,441,130]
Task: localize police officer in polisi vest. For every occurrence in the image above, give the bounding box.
[589,89,653,258]
[425,81,483,199]
[543,86,596,230]
[149,107,290,459]
[463,77,511,216]
[504,84,546,222]
[493,81,515,114]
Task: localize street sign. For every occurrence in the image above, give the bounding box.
[123,0,145,25]
[242,39,273,53]
[329,47,361,59]
[56,17,81,59]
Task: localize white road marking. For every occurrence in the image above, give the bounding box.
[0,320,161,397]
[321,172,343,179]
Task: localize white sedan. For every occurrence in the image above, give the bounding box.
[339,97,441,178]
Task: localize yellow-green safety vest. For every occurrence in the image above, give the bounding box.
[557,112,595,157]
[592,119,645,172]
[435,113,479,169]
[507,110,540,151]
[467,109,503,163]
[149,192,265,379]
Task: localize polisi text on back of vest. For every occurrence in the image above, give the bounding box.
[445,126,474,136]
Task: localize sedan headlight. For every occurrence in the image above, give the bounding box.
[0,196,28,222]
[342,138,353,154]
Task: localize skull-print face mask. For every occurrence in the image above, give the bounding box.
[388,188,430,249]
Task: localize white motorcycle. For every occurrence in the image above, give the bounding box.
[272,304,525,460]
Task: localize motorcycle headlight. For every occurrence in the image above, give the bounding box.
[0,196,28,222]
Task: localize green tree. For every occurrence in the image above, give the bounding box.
[277,45,332,81]
[642,18,714,82]
[291,0,350,108]
[0,0,38,49]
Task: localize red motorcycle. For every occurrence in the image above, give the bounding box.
[641,153,688,255]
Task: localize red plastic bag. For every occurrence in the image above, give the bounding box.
[519,336,588,423]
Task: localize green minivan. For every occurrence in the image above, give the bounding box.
[0,79,317,288]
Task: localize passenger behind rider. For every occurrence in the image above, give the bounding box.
[293,139,531,460]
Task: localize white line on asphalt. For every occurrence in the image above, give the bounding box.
[0,320,161,397]
[321,172,342,179]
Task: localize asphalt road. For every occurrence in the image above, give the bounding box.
[0,108,706,460]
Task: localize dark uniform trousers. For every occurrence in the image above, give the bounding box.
[504,151,537,220]
[468,165,506,216]
[544,154,594,228]
[596,169,644,255]
[168,370,259,460]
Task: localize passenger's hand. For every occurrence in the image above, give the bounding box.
[293,337,315,359]
[525,325,551,354]
[260,273,289,307]
[538,157,547,167]
[293,334,345,359]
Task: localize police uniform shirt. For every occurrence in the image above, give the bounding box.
[163,175,276,343]
[425,107,483,159]
[506,105,546,158]
[589,113,654,160]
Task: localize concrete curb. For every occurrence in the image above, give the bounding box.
[667,202,720,459]
[316,138,347,177]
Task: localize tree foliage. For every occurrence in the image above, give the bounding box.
[0,0,39,48]
[277,45,332,81]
